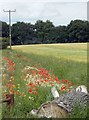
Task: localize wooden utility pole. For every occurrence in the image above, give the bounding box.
[3,9,16,50]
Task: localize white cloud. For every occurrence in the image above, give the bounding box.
[0,1,87,26]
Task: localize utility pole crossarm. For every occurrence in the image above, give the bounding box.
[3,9,16,12]
[3,9,16,50]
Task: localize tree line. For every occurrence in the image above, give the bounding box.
[1,19,89,45]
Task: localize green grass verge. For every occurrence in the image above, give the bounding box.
[2,43,87,118]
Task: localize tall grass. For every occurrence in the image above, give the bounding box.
[12,43,87,86]
[2,43,87,118]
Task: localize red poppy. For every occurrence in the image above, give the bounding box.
[44,79,48,82]
[61,85,67,91]
[65,79,68,83]
[29,83,34,87]
[29,89,32,93]
[3,94,6,97]
[62,79,65,82]
[55,77,59,82]
[68,82,73,86]
[9,89,14,94]
[34,91,38,95]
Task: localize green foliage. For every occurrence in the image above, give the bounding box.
[12,22,36,45]
[1,19,89,45]
[0,37,9,49]
[67,20,89,42]
[2,22,9,37]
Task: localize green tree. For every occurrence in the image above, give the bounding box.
[12,22,36,45]
[35,20,54,43]
[2,21,9,37]
[67,20,89,42]
[1,19,89,45]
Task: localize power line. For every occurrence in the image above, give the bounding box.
[3,9,16,50]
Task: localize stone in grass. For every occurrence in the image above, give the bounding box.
[76,85,88,94]
[51,86,59,99]
[30,101,69,118]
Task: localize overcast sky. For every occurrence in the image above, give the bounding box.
[0,0,88,26]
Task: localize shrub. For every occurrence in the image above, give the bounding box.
[0,37,9,49]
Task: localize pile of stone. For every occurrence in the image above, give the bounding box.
[30,85,89,118]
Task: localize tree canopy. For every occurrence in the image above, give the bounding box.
[1,19,89,45]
